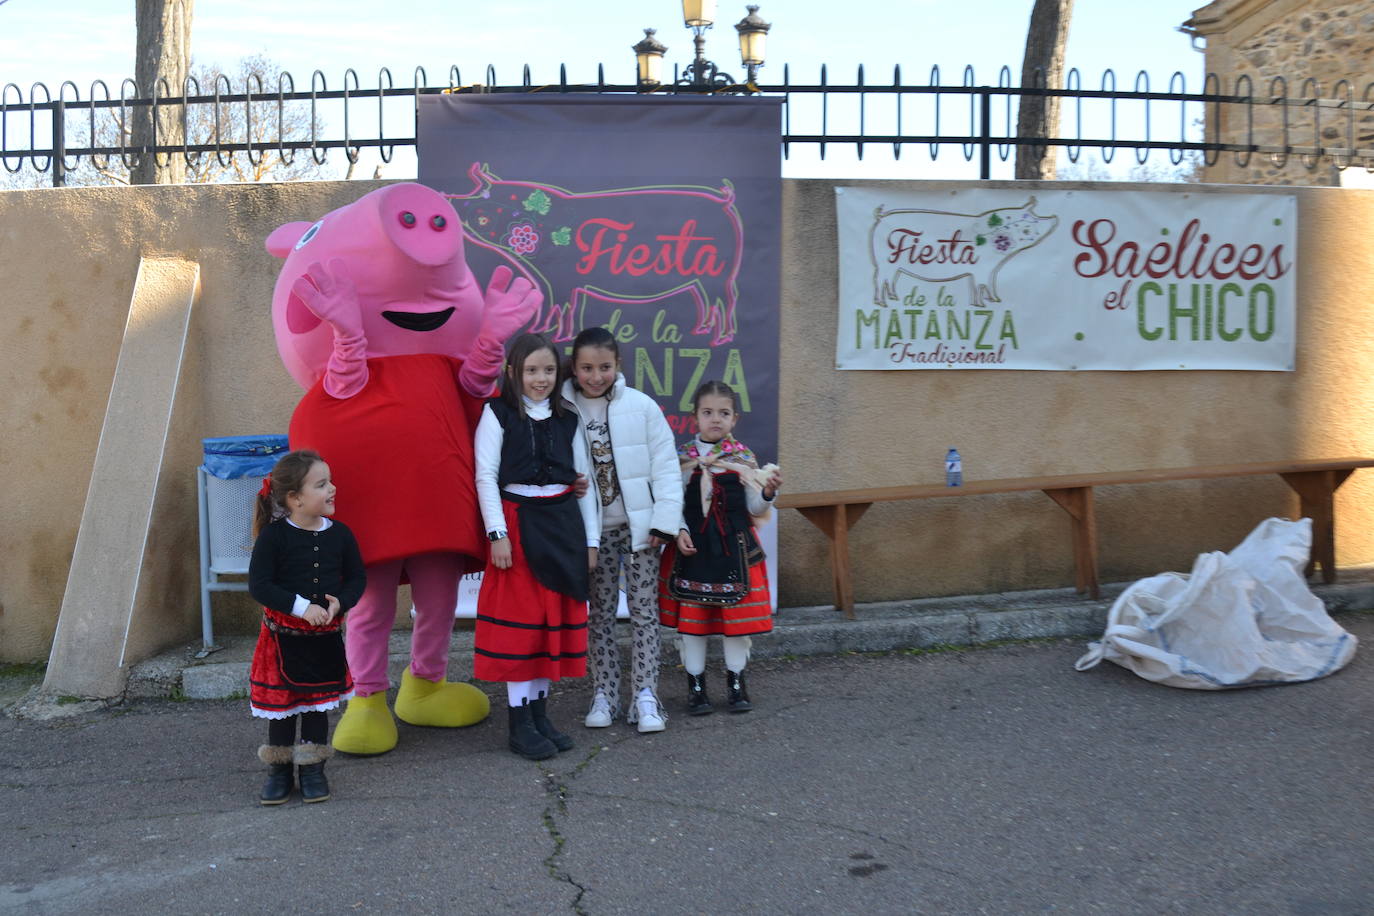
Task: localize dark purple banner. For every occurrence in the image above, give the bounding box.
[417,94,781,460]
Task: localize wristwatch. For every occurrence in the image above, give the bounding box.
[487,530,507,542]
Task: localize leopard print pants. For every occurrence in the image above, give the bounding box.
[586,523,663,719]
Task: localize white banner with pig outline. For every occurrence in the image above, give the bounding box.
[835,187,1298,371]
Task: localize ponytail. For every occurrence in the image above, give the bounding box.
[252,488,275,539]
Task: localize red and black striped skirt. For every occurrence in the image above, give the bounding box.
[249,607,354,719]
[473,498,588,683]
[658,545,774,637]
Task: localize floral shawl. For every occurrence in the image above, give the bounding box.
[677,435,776,526]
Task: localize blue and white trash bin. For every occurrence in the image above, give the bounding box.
[197,435,290,655]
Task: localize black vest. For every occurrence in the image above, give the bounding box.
[489,399,580,488]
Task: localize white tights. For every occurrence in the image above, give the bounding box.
[679,634,752,676]
[506,677,551,707]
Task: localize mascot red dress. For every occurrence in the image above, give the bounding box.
[266,183,539,755]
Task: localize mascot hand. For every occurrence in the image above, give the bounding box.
[293,258,369,398]
[291,259,365,340]
[459,266,542,397]
[480,266,542,341]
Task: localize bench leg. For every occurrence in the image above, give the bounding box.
[1280,469,1352,583]
[1042,486,1100,599]
[796,503,871,619]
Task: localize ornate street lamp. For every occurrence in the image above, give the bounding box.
[633,2,771,92]
[735,5,771,84]
[633,29,669,88]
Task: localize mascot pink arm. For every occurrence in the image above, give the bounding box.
[265,183,539,756]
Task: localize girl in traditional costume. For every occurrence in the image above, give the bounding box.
[473,333,599,759]
[659,381,782,714]
[248,449,366,805]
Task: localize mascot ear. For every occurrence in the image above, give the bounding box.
[265,221,316,258]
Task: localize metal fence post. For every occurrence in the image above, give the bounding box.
[52,97,66,187]
[979,88,991,180]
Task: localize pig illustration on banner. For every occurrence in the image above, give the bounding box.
[265,182,540,756]
[870,199,1058,308]
[447,162,744,344]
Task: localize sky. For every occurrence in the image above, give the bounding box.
[0,0,1209,182]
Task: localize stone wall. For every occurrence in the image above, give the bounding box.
[1185,0,1374,185]
[4,179,1374,674]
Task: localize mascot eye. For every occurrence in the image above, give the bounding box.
[294,220,323,251]
[431,215,447,230]
[399,211,417,228]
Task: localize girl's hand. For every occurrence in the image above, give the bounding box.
[649,534,665,549]
[763,468,783,500]
[324,594,342,623]
[491,538,513,570]
[572,473,590,499]
[676,530,697,556]
[587,547,599,572]
[304,603,329,626]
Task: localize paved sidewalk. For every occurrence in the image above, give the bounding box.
[118,571,1374,703]
[2,612,1371,915]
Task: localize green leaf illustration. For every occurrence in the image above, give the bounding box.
[975,235,987,245]
[551,226,572,246]
[523,189,552,216]
[987,214,1003,227]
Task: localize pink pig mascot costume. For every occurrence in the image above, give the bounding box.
[265,183,540,755]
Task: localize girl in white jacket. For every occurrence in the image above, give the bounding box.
[562,327,684,733]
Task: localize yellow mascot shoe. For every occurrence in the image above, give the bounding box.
[332,691,399,756]
[394,668,491,728]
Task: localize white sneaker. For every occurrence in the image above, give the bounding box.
[634,693,666,733]
[584,691,612,728]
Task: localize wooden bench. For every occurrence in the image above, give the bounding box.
[777,458,1374,619]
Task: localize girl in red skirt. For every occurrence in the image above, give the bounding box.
[248,449,365,805]
[474,333,599,760]
[659,381,782,714]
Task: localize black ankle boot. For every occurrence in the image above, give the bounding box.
[508,704,558,760]
[259,764,293,805]
[295,743,333,803]
[298,763,330,803]
[725,669,752,712]
[258,745,294,805]
[686,673,713,716]
[529,697,574,752]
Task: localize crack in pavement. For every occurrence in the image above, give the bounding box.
[537,743,604,914]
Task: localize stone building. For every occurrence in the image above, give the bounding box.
[1182,0,1374,185]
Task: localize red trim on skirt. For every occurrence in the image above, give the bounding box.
[658,545,774,637]
[249,607,354,719]
[473,500,588,683]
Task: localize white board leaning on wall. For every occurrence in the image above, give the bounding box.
[835,187,1298,372]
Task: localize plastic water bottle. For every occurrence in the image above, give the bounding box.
[945,448,963,487]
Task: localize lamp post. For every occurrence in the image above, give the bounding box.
[633,2,771,92]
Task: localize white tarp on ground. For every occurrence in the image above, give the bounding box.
[1075,518,1356,689]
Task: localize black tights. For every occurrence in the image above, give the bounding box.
[266,711,328,747]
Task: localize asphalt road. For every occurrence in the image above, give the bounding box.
[3,614,1371,915]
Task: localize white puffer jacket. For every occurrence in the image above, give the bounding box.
[561,375,684,552]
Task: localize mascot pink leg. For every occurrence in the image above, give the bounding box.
[336,553,480,755]
[266,183,539,756]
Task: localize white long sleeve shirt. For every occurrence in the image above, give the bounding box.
[474,396,599,548]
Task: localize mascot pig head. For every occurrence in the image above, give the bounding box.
[265,182,534,398]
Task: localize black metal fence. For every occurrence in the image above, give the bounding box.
[4,65,1374,186]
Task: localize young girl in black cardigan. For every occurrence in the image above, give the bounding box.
[248,449,365,805]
